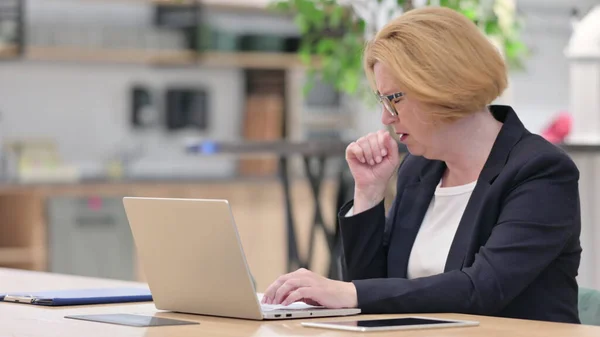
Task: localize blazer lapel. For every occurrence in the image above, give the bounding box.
[444,181,491,271]
[388,106,527,276]
[388,161,445,278]
[444,105,525,271]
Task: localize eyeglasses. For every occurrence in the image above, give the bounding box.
[376,91,404,117]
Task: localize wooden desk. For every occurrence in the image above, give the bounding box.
[2,268,600,337]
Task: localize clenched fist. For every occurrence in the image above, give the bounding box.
[346,129,400,213]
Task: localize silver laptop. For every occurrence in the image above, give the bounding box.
[122,197,361,320]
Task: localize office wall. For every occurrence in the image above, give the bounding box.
[509,1,577,133]
[0,0,251,179]
[0,62,245,179]
[26,0,148,26]
[0,0,594,179]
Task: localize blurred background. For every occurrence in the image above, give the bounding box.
[0,0,599,293]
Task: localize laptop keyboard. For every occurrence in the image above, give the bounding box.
[257,293,323,312]
[260,302,323,312]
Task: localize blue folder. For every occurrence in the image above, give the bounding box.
[0,287,153,306]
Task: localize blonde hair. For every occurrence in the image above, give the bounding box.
[364,7,508,122]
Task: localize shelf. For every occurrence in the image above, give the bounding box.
[199,51,305,69]
[23,46,307,69]
[303,114,354,129]
[201,0,277,13]
[25,46,196,65]
[0,45,19,58]
[0,247,42,265]
[84,0,277,13]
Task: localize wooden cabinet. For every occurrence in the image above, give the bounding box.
[46,196,136,281]
[0,192,45,270]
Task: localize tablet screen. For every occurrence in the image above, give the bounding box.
[329,317,456,328]
[302,317,479,332]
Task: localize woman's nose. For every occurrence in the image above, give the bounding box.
[381,107,397,125]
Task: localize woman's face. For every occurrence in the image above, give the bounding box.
[373,62,442,159]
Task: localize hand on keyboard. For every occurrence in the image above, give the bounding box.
[258,293,322,311]
[260,268,358,309]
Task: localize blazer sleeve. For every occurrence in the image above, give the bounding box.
[338,157,407,281]
[352,151,580,315]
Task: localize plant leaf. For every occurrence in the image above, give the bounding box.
[316,38,336,54]
[330,6,344,28]
[485,18,501,36]
[268,0,290,12]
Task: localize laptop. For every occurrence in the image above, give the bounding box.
[122,197,361,320]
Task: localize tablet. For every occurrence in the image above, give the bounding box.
[301,316,479,332]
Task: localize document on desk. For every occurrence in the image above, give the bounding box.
[0,288,152,306]
[257,293,323,311]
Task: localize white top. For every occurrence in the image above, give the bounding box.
[406,180,477,280]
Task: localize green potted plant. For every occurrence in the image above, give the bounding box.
[270,0,527,101]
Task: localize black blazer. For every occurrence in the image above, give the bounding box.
[338,105,582,324]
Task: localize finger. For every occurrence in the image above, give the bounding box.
[358,135,375,165]
[377,130,388,157]
[274,269,315,304]
[263,268,309,304]
[262,279,284,304]
[302,298,321,306]
[385,131,399,163]
[274,279,304,305]
[263,274,293,304]
[282,287,317,307]
[345,142,365,164]
[262,293,274,304]
[367,132,382,164]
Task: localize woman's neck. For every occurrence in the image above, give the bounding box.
[437,110,503,187]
